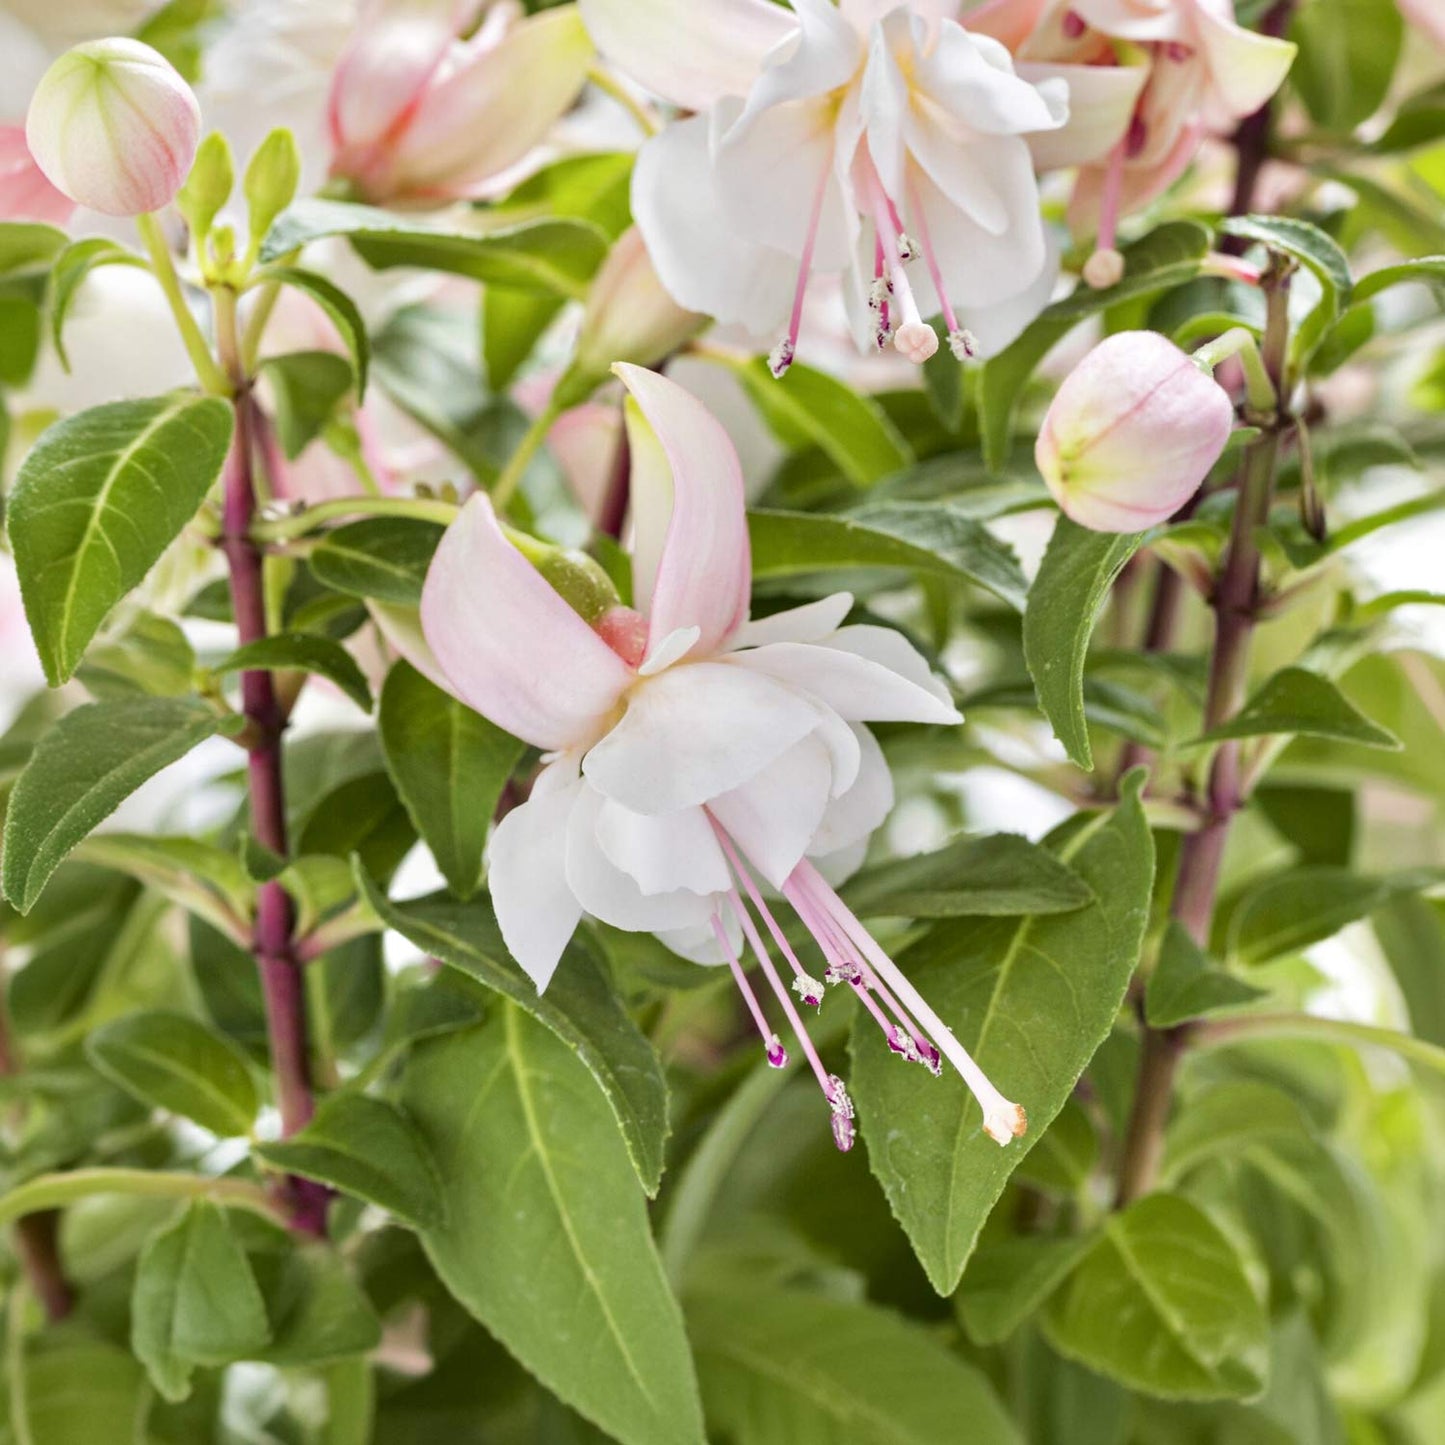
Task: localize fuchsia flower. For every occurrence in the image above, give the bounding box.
[1036,330,1234,532]
[25,38,199,217]
[971,0,1295,284]
[0,126,73,224]
[580,0,1072,373]
[327,0,594,205]
[420,366,1026,1151]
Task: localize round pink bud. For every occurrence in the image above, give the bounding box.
[1036,331,1235,534]
[26,38,200,216]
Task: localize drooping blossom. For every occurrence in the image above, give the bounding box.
[326,0,595,205]
[1036,330,1234,532]
[25,38,200,216]
[418,365,1026,1151]
[580,0,1074,373]
[970,0,1295,285]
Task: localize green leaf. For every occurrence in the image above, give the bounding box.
[378,662,524,898]
[1145,921,1266,1029]
[7,394,234,684]
[49,238,148,370]
[483,285,566,391]
[74,833,253,940]
[261,200,608,298]
[1043,1193,1269,1400]
[132,1201,272,1401]
[850,774,1154,1293]
[1352,255,1445,304]
[1023,519,1145,770]
[87,1009,259,1136]
[1192,666,1399,750]
[254,1092,444,1227]
[842,832,1093,918]
[77,610,196,699]
[361,879,669,1195]
[957,1235,1093,1347]
[402,1011,706,1445]
[14,1340,149,1443]
[733,357,913,485]
[749,504,1027,611]
[689,1284,1021,1445]
[258,351,354,458]
[251,1236,383,1365]
[979,220,1212,467]
[2,697,228,913]
[1290,0,1402,131]
[260,265,369,394]
[215,631,373,713]
[1160,1080,1312,1184]
[309,519,443,605]
[0,220,67,274]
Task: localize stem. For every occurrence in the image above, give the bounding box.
[251,494,460,544]
[214,294,329,1236]
[587,66,661,136]
[0,1169,283,1230]
[1114,265,1292,1208]
[596,414,631,541]
[492,400,561,510]
[135,213,232,397]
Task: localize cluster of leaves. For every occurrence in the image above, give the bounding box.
[0,0,1444,1442]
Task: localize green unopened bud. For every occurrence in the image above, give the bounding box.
[243,128,301,256]
[506,528,619,624]
[177,131,234,245]
[208,221,238,276]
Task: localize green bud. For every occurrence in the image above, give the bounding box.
[506,529,619,624]
[176,131,233,245]
[243,128,301,254]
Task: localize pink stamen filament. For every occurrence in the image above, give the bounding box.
[907,178,959,336]
[1096,132,1128,256]
[711,913,786,1068]
[773,157,834,376]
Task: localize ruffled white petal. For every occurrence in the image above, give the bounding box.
[809,724,893,857]
[730,592,854,649]
[709,734,834,887]
[594,798,731,896]
[825,624,955,709]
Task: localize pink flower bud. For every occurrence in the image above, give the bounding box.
[25,38,200,216]
[1035,331,1234,533]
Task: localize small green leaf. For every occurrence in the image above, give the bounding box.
[749,504,1027,611]
[215,632,373,713]
[1023,519,1145,770]
[8,394,234,685]
[362,878,669,1196]
[958,1236,1093,1347]
[378,662,525,898]
[48,238,148,370]
[1161,1080,1312,1184]
[243,128,301,250]
[1145,921,1266,1029]
[259,265,369,394]
[309,519,444,605]
[843,832,1093,918]
[77,610,196,699]
[2,697,228,912]
[1043,1193,1269,1400]
[0,221,67,274]
[255,1092,444,1227]
[252,1236,383,1365]
[258,351,355,458]
[402,1011,706,1445]
[690,1284,1022,1444]
[1290,0,1402,132]
[1192,666,1400,749]
[132,1201,271,1401]
[16,1341,148,1440]
[74,833,253,940]
[87,1009,259,1136]
[1352,255,1445,304]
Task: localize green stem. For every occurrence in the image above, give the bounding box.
[135,212,232,397]
[587,66,661,136]
[1191,326,1277,415]
[251,494,461,544]
[491,399,562,510]
[7,1281,33,1445]
[0,1169,284,1232]
[1195,1012,1445,1077]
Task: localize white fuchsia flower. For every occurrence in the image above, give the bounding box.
[326,0,594,205]
[580,0,1073,373]
[971,0,1295,284]
[419,365,1026,1151]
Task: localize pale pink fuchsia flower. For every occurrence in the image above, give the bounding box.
[580,0,1072,373]
[970,0,1294,284]
[0,125,73,224]
[327,0,594,205]
[1036,330,1234,532]
[419,365,1026,1150]
[25,38,200,216]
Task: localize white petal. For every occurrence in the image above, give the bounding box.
[639,625,701,676]
[1020,60,1145,170]
[488,773,585,991]
[594,799,731,896]
[808,836,870,887]
[583,662,823,814]
[731,642,961,725]
[655,914,738,965]
[911,16,1068,136]
[709,734,834,887]
[810,724,893,856]
[825,624,955,708]
[730,592,855,649]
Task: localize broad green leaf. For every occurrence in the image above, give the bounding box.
[850,774,1154,1292]
[132,1201,272,1401]
[979,220,1212,466]
[1192,666,1399,750]
[215,631,373,712]
[1014,1096,1101,1196]
[1023,519,1144,770]
[957,1236,1092,1347]
[2,697,229,912]
[1290,0,1402,131]
[1145,921,1266,1029]
[1374,895,1445,1048]
[361,878,669,1195]
[734,357,913,486]
[379,661,524,898]
[8,394,233,684]
[258,351,354,458]
[260,265,369,393]
[254,1092,444,1227]
[49,238,148,369]
[1161,1080,1312,1184]
[490,150,634,237]
[1256,783,1355,866]
[14,1340,149,1444]
[749,503,1027,611]
[77,611,196,699]
[689,1284,1021,1445]
[842,832,1093,918]
[1043,1193,1269,1400]
[0,220,67,274]
[0,282,41,387]
[251,1235,383,1365]
[1352,255,1445,305]
[402,1012,706,1445]
[261,200,608,298]
[309,519,444,605]
[483,286,566,391]
[87,1009,259,1136]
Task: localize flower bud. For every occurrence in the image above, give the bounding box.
[25,38,200,216]
[1036,331,1235,533]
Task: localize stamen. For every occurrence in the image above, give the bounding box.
[871,235,893,350]
[908,176,975,366]
[871,191,937,364]
[1061,8,1086,39]
[771,159,833,381]
[792,972,826,1008]
[710,913,787,1070]
[827,1074,855,1152]
[1083,128,1129,291]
